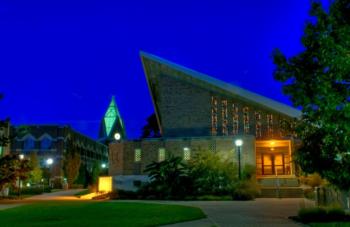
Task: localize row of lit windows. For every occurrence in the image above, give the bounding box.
[133,147,191,162]
[211,96,280,138]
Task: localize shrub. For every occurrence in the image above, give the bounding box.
[327,207,346,221]
[231,180,260,200]
[298,207,328,223]
[188,150,237,196]
[298,207,348,223]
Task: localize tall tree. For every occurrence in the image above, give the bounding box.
[141,113,161,138]
[273,0,350,190]
[64,152,81,189]
[28,152,42,184]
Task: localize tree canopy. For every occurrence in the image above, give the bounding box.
[273,0,350,190]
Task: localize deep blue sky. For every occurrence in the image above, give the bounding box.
[0,1,320,139]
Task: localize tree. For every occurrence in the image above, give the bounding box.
[0,154,32,195]
[143,156,191,199]
[64,152,81,188]
[188,149,237,195]
[141,113,161,138]
[272,0,350,190]
[28,152,42,184]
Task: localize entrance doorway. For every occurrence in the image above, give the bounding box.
[262,153,287,175]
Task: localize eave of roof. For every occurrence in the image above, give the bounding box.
[140,51,301,118]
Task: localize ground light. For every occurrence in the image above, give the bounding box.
[235,139,243,180]
[98,176,112,193]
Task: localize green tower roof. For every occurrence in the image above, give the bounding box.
[103,96,124,137]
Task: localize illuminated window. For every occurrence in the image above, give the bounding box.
[0,146,3,156]
[41,137,52,150]
[158,148,166,162]
[255,111,262,138]
[267,114,274,137]
[24,137,35,151]
[134,149,141,162]
[232,104,239,135]
[183,147,191,161]
[211,96,218,136]
[221,100,228,135]
[243,107,250,134]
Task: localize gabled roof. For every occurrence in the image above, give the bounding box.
[140,51,301,118]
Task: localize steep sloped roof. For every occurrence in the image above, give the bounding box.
[141,51,301,118]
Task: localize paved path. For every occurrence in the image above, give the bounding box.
[25,189,86,201]
[115,198,309,227]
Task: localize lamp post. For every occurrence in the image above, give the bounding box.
[46,158,53,188]
[18,154,25,198]
[235,139,243,180]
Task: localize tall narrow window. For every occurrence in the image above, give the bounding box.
[255,111,262,138]
[158,148,166,162]
[41,137,52,150]
[232,104,239,135]
[243,107,250,134]
[211,96,218,136]
[221,100,228,136]
[267,114,274,137]
[24,137,35,151]
[0,146,3,156]
[183,147,191,161]
[134,148,141,162]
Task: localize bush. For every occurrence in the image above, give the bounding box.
[327,207,346,221]
[298,207,348,223]
[231,180,260,200]
[298,207,328,223]
[9,186,51,196]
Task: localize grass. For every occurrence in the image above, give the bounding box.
[310,223,350,226]
[0,201,206,227]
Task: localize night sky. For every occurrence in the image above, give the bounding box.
[0,1,324,139]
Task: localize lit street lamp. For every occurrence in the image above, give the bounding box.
[101,163,107,169]
[235,139,243,180]
[46,158,54,188]
[19,154,24,160]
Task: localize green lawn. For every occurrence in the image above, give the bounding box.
[0,201,206,227]
[310,223,350,227]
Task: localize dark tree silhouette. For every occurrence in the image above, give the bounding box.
[273,0,350,190]
[141,113,161,138]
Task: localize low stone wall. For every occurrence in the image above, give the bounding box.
[315,186,350,209]
[112,175,150,192]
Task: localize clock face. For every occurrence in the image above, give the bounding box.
[114,133,121,141]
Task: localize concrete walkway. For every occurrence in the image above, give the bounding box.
[25,189,86,201]
[114,198,309,227]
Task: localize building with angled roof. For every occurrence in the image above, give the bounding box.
[109,52,302,191]
[99,96,126,145]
